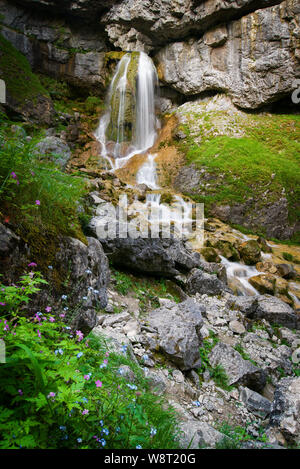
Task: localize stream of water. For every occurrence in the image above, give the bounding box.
[94,51,287,298]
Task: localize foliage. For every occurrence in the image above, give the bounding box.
[110,268,180,312]
[0,273,180,449]
[0,34,48,103]
[216,421,268,449]
[177,112,300,233]
[198,331,233,391]
[0,118,86,237]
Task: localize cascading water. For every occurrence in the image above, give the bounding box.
[95,51,159,170]
[95,50,279,298]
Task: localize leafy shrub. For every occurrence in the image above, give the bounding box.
[0,120,86,237]
[0,272,180,449]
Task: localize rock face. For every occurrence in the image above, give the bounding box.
[209,342,266,391]
[147,298,205,370]
[270,377,300,444]
[240,387,272,418]
[155,1,300,109]
[1,0,300,108]
[0,223,110,333]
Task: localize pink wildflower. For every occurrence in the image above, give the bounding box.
[28,262,37,267]
[49,317,55,323]
[35,200,41,206]
[82,409,89,415]
[45,306,52,313]
[95,380,102,388]
[37,329,41,338]
[76,330,84,342]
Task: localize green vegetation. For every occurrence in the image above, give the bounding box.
[215,421,268,449]
[234,343,258,367]
[0,112,86,239]
[177,111,300,238]
[0,34,48,102]
[111,268,180,312]
[0,271,180,449]
[198,331,233,391]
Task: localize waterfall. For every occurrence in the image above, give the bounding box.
[95,51,158,170]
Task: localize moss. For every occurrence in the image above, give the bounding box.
[0,34,49,103]
[176,110,300,229]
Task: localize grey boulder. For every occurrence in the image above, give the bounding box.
[147,298,205,370]
[270,377,300,445]
[209,342,266,392]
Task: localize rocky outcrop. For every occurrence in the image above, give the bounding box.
[147,298,205,370]
[97,234,201,277]
[270,377,300,444]
[2,0,299,107]
[103,0,286,48]
[0,0,108,93]
[155,1,300,109]
[0,33,54,124]
[0,223,110,333]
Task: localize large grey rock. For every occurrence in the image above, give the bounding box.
[209,342,266,391]
[35,137,71,169]
[147,298,205,370]
[98,234,201,277]
[247,295,299,330]
[240,387,272,418]
[179,420,230,449]
[155,1,300,109]
[103,0,285,47]
[270,377,300,445]
[56,236,110,333]
[185,268,230,296]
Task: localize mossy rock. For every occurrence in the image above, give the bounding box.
[201,247,221,263]
[216,240,240,262]
[238,240,261,265]
[0,34,54,124]
[106,53,140,145]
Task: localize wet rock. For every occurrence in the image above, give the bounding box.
[249,274,276,295]
[35,137,71,169]
[199,261,228,284]
[147,298,205,370]
[276,264,297,280]
[200,247,220,263]
[185,268,230,296]
[240,387,272,418]
[215,240,240,262]
[209,342,266,392]
[238,240,261,265]
[270,377,300,445]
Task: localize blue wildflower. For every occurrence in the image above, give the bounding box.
[59,426,66,431]
[102,428,109,436]
[193,401,201,407]
[99,420,104,427]
[150,427,157,436]
[77,352,83,358]
[99,438,106,447]
[61,295,68,300]
[77,438,82,443]
[136,445,142,449]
